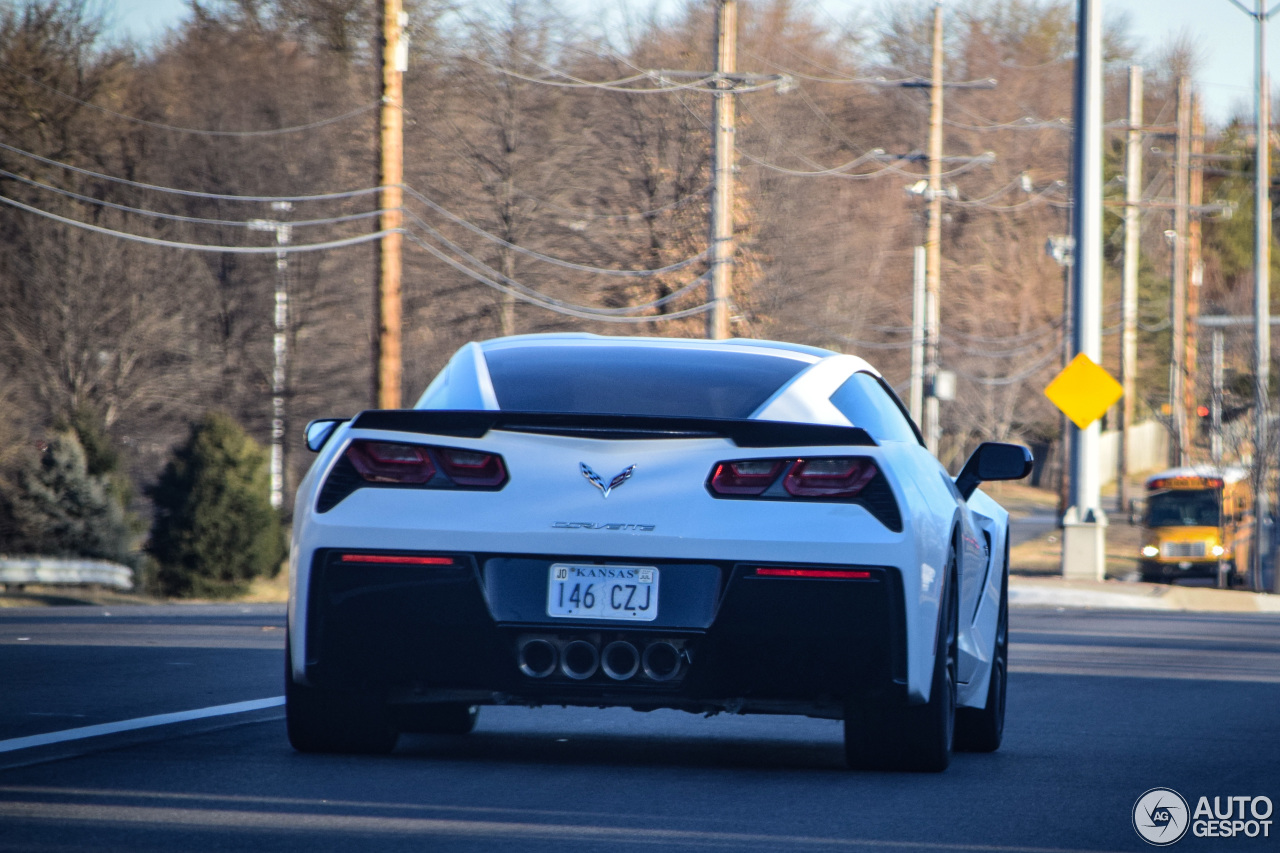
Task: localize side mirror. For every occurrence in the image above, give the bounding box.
[955,442,1034,500]
[1128,498,1141,526]
[304,419,345,452]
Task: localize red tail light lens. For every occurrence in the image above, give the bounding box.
[709,459,786,495]
[341,554,455,566]
[437,448,507,487]
[784,457,877,497]
[755,567,872,580]
[346,440,436,483]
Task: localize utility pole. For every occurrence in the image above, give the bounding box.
[1186,96,1205,447]
[656,29,782,344]
[1113,87,1231,481]
[1168,76,1191,467]
[1119,65,1143,513]
[1227,0,1280,591]
[909,245,926,424]
[375,0,406,408]
[707,0,737,340]
[1257,0,1276,593]
[248,204,293,510]
[1061,0,1106,580]
[893,4,996,451]
[1212,329,1224,467]
[1047,234,1074,518]
[923,0,945,456]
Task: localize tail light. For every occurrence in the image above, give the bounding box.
[437,448,506,487]
[341,554,455,566]
[708,457,877,498]
[346,440,436,483]
[784,458,877,497]
[754,567,872,580]
[705,455,899,532]
[342,440,507,488]
[709,459,787,495]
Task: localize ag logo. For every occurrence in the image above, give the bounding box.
[1134,788,1190,846]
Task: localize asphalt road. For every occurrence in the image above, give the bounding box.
[2,605,1279,852]
[1009,512,1061,547]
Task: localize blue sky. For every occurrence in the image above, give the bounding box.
[108,0,1271,127]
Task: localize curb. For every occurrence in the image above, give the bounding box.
[1009,577,1280,613]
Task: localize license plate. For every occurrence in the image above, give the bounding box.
[547,564,659,621]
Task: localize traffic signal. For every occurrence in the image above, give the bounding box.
[1195,404,1211,438]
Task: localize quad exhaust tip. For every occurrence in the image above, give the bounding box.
[642,641,682,682]
[517,637,684,682]
[601,641,640,681]
[517,638,558,679]
[560,639,600,680]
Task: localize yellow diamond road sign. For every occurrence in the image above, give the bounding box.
[1045,353,1123,429]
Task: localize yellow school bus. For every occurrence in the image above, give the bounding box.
[1139,466,1251,586]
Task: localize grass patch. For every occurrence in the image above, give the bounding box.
[0,585,161,607]
[1010,516,1144,579]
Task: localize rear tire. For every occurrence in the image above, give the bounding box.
[845,556,956,772]
[955,556,1007,753]
[285,637,398,755]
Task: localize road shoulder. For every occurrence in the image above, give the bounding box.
[1010,575,1280,613]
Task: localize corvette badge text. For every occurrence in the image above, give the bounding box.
[552,522,656,531]
[1133,787,1273,845]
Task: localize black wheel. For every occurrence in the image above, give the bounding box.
[845,555,956,772]
[395,703,479,735]
[955,552,1007,753]
[285,637,398,755]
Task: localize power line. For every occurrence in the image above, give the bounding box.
[463,55,721,92]
[950,346,1061,385]
[735,99,997,181]
[941,334,1062,359]
[0,170,711,321]
[741,48,927,87]
[0,140,383,203]
[465,31,786,95]
[795,321,916,350]
[736,147,900,178]
[944,115,1072,132]
[507,183,711,222]
[0,142,710,282]
[404,230,713,323]
[0,61,380,136]
[0,192,395,253]
[997,55,1073,70]
[402,209,709,315]
[941,99,1072,133]
[402,186,708,277]
[0,167,387,228]
[947,178,1070,210]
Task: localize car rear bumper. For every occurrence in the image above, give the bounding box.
[1140,559,1225,580]
[298,548,908,718]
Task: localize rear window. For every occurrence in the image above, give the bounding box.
[484,345,810,418]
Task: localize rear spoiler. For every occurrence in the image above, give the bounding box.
[348,410,877,449]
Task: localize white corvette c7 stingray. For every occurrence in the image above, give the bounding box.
[287,334,1031,771]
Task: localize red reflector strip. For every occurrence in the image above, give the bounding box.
[754,567,872,580]
[341,554,455,566]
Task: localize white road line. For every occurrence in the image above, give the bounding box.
[0,696,284,754]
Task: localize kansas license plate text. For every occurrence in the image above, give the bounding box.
[547,564,659,621]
